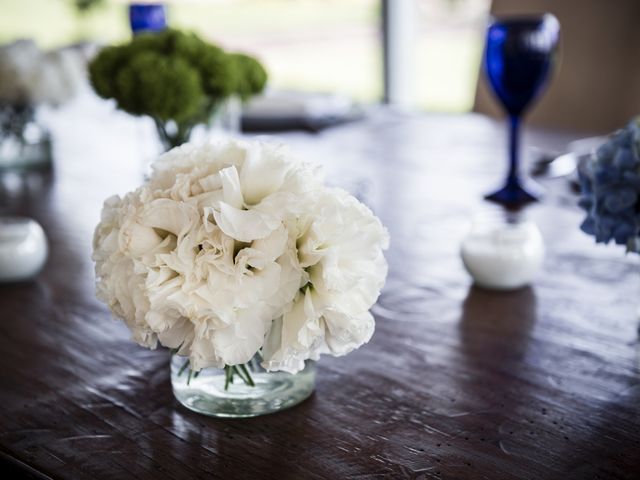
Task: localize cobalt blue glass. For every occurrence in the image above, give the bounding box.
[129,3,167,35]
[484,14,560,207]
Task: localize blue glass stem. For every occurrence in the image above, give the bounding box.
[485,114,540,207]
[508,114,521,185]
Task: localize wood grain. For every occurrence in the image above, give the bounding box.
[1,104,639,479]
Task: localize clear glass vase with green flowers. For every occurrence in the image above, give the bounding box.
[89,29,267,151]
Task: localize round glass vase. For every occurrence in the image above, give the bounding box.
[170,353,316,418]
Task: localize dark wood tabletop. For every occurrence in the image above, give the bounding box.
[1,102,639,480]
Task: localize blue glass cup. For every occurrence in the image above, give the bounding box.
[129,3,167,35]
[483,14,560,207]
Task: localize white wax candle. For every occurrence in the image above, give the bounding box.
[0,217,48,282]
[461,218,544,290]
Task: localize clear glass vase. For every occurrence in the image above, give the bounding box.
[170,353,316,418]
[0,104,52,171]
[153,96,243,153]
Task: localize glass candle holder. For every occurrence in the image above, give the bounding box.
[461,210,545,290]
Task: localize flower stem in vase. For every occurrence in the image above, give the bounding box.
[176,358,256,389]
[224,364,256,390]
[153,118,194,151]
[238,364,256,387]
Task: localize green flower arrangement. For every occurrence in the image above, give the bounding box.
[227,53,268,102]
[89,29,267,150]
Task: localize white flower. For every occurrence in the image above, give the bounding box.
[261,188,389,373]
[0,40,85,106]
[32,48,87,105]
[0,40,41,104]
[93,193,157,348]
[93,139,388,373]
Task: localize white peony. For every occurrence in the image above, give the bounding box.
[93,139,389,373]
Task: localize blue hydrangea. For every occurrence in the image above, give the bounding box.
[578,117,640,253]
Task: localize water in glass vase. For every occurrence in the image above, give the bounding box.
[170,353,316,418]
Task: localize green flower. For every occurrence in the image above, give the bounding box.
[229,52,268,101]
[88,29,267,149]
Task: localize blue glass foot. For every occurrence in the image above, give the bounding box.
[485,178,542,208]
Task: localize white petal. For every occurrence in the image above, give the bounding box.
[211,308,267,366]
[213,201,280,242]
[218,166,244,209]
[239,143,290,205]
[323,309,375,355]
[140,198,198,237]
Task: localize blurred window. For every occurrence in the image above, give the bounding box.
[415,0,490,112]
[0,0,489,112]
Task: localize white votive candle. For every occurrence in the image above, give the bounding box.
[461,215,544,290]
[0,217,48,282]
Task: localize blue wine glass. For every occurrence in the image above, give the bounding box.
[484,14,560,207]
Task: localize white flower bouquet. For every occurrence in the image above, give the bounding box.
[93,139,389,385]
[0,40,87,168]
[0,39,86,107]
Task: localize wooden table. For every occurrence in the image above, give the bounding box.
[1,102,639,479]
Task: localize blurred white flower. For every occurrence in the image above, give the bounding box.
[0,39,86,106]
[93,139,389,373]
